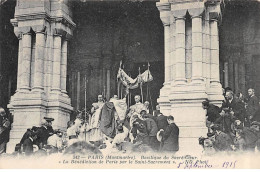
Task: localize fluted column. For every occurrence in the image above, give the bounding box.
[51,34,62,93]
[61,39,68,94]
[164,23,170,83]
[210,19,220,85]
[224,61,229,87]
[175,17,186,85]
[16,35,23,92]
[228,58,234,89]
[191,15,203,83]
[205,18,211,90]
[33,31,45,91]
[239,63,246,95]
[170,16,176,82]
[20,33,32,91]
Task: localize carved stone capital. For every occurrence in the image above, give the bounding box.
[156,2,171,12]
[160,11,171,26]
[32,25,46,34]
[172,9,187,19]
[189,7,204,18]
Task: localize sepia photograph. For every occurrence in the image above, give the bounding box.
[0,0,260,169]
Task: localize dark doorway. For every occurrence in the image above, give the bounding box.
[68,1,164,113]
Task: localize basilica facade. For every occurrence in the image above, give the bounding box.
[0,0,259,152]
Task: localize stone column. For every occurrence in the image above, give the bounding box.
[16,35,23,92]
[164,23,170,83]
[51,34,62,93]
[61,39,68,94]
[208,13,223,104]
[156,2,171,116]
[224,61,229,88]
[191,15,203,83]
[33,31,45,91]
[175,17,186,85]
[210,19,220,85]
[20,32,32,91]
[234,62,239,93]
[239,63,246,95]
[228,58,234,89]
[170,15,176,82]
[205,17,211,92]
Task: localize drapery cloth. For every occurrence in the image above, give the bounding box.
[117,68,153,89]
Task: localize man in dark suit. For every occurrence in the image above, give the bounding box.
[159,116,179,152]
[222,90,245,123]
[203,100,221,123]
[23,132,38,156]
[35,117,54,148]
[202,100,221,132]
[156,113,168,131]
[141,110,159,150]
[246,88,259,123]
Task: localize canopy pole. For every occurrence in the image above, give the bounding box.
[84,75,87,142]
[139,67,143,103]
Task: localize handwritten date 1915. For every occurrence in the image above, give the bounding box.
[222,161,237,168]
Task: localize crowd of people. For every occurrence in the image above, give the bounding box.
[1,87,260,157]
[2,94,179,157]
[200,88,260,154]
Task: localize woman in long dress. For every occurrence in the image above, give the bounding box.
[88,95,104,145]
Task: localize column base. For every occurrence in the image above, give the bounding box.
[6,92,73,153]
[208,81,224,106]
[7,91,47,153]
[48,93,73,130]
[157,82,171,116]
[170,100,208,154]
[168,81,208,153]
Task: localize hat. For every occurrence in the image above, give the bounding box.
[207,132,215,138]
[251,121,260,127]
[44,117,54,122]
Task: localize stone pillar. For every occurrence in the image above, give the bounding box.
[164,24,170,83]
[175,17,186,85]
[51,34,62,93]
[210,19,220,84]
[20,32,32,91]
[8,0,75,153]
[239,63,246,95]
[61,39,68,94]
[205,14,211,92]
[228,58,234,90]
[156,2,171,116]
[170,14,176,82]
[223,61,229,88]
[33,31,45,92]
[208,13,223,104]
[16,35,23,92]
[191,15,203,83]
